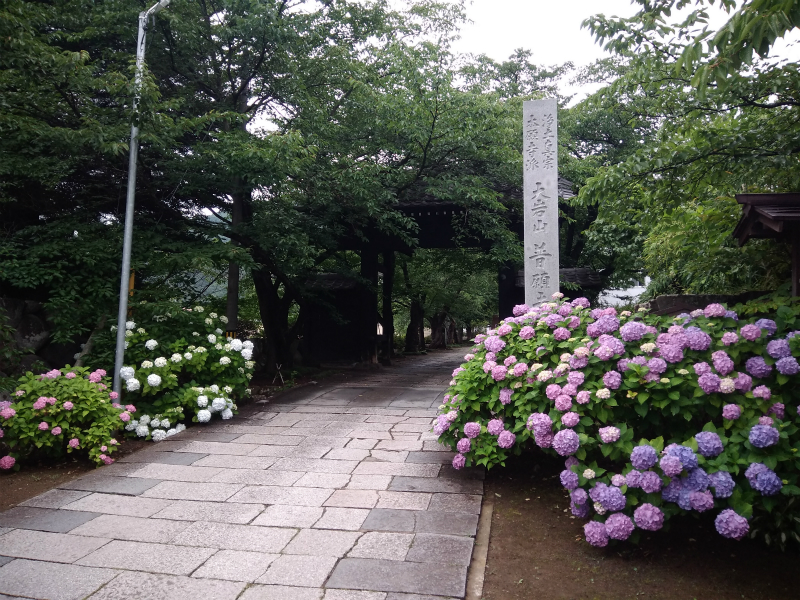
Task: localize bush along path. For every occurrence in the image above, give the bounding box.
[438,294,800,549]
[0,350,485,600]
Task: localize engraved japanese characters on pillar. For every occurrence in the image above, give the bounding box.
[523,98,559,305]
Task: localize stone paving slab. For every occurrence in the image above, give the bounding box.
[0,529,110,563]
[240,584,323,600]
[172,521,297,553]
[326,558,466,597]
[69,514,190,543]
[0,559,118,600]
[59,475,162,495]
[76,540,216,575]
[61,493,173,518]
[19,489,91,509]
[0,506,101,533]
[150,499,264,524]
[118,450,209,465]
[88,571,245,600]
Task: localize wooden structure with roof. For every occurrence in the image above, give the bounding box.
[733,193,800,296]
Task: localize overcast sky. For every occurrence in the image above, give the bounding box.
[449,0,800,100]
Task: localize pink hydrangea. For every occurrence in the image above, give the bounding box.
[519,326,535,340]
[88,372,102,383]
[51,427,62,435]
[491,365,508,381]
[482,361,496,374]
[576,390,591,404]
[33,398,47,410]
[65,372,76,379]
[464,422,481,438]
[119,412,131,422]
[555,395,572,411]
[503,355,517,367]
[740,324,762,341]
[561,412,580,428]
[497,430,516,449]
[722,404,741,420]
[598,426,621,443]
[457,438,471,453]
[546,384,562,400]
[594,345,614,360]
[554,327,570,341]
[68,438,80,449]
[753,385,771,400]
[512,362,528,377]
[487,419,505,435]
[63,401,74,410]
[109,392,119,400]
[722,332,738,346]
[100,454,114,465]
[38,421,49,431]
[15,390,24,396]
[452,454,466,470]
[1,407,16,420]
[499,388,513,405]
[704,303,727,318]
[562,383,578,397]
[0,455,16,470]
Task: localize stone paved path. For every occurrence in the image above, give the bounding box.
[0,350,484,600]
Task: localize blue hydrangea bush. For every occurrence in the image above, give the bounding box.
[438,294,800,548]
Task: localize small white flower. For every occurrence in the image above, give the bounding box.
[166,428,177,437]
[230,339,243,352]
[583,468,596,479]
[720,378,736,393]
[245,361,255,369]
[220,356,231,365]
[205,318,213,325]
[512,381,522,389]
[175,423,186,433]
[135,425,149,437]
[191,386,203,392]
[194,306,204,313]
[640,342,656,353]
[238,367,245,373]
[221,408,233,420]
[241,349,253,360]
[136,327,146,335]
[151,429,167,442]
[560,353,572,362]
[184,352,193,360]
[192,332,199,336]
[154,357,167,367]
[145,339,158,350]
[120,366,135,380]
[660,377,670,384]
[220,316,229,324]
[141,360,153,369]
[209,312,218,319]
[211,397,226,411]
[593,501,606,515]
[188,345,196,351]
[195,347,206,353]
[537,370,552,382]
[530,363,543,371]
[138,415,151,425]
[574,347,591,358]
[223,386,232,394]
[125,330,133,338]
[197,395,208,407]
[125,341,129,349]
[150,418,161,428]
[160,418,170,429]
[215,328,223,335]
[242,340,254,350]
[125,321,136,330]
[126,378,141,391]
[596,388,611,400]
[197,409,211,423]
[171,353,182,363]
[110,325,118,332]
[223,343,231,351]
[209,385,220,393]
[215,343,223,350]
[207,334,217,344]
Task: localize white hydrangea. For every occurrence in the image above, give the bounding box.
[223,386,233,394]
[136,425,149,437]
[154,357,167,368]
[220,316,229,324]
[242,340,254,350]
[120,366,135,380]
[175,423,186,433]
[194,306,204,313]
[124,341,129,349]
[205,318,213,325]
[138,414,151,425]
[188,345,196,351]
[211,397,226,411]
[245,361,255,369]
[166,428,177,437]
[160,418,170,429]
[110,325,118,332]
[216,328,223,335]
[191,386,203,392]
[141,360,153,368]
[125,330,133,338]
[536,370,552,382]
[596,388,611,400]
[230,339,243,351]
[126,378,141,391]
[215,343,223,350]
[197,409,212,423]
[145,339,158,350]
[125,321,136,330]
[221,408,233,420]
[192,332,199,336]
[150,418,161,428]
[209,312,218,318]
[151,429,167,442]
[184,352,193,360]
[125,420,138,431]
[238,367,245,373]
[137,328,146,334]
[147,374,162,387]
[640,342,657,354]
[197,395,208,407]
[207,334,217,344]
[209,385,220,393]
[220,356,231,365]
[223,343,231,351]
[241,349,253,360]
[171,353,182,363]
[195,346,206,353]
[583,468,596,479]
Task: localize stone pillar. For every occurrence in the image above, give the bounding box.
[523,98,560,305]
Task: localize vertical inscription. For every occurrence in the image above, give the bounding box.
[523,99,559,305]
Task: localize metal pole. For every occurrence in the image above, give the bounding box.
[113,0,170,394]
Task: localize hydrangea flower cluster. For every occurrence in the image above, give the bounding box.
[437,295,800,548]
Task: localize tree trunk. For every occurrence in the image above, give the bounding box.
[251,267,294,372]
[427,307,448,349]
[404,298,425,352]
[381,251,395,363]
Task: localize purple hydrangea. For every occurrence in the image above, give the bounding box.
[684,467,709,492]
[768,402,785,419]
[552,429,580,456]
[725,310,739,320]
[554,327,571,341]
[561,412,580,428]
[497,430,516,449]
[463,422,481,439]
[686,330,712,351]
[711,351,734,375]
[567,371,585,386]
[704,303,727,318]
[452,454,466,470]
[690,490,715,512]
[565,456,579,469]
[599,426,621,444]
[572,297,591,308]
[660,344,684,363]
[499,388,513,405]
[544,313,564,329]
[491,365,508,381]
[512,304,530,317]
[626,470,643,488]
[646,358,667,374]
[660,455,683,477]
[745,462,768,485]
[589,315,620,337]
[560,469,579,490]
[758,416,774,426]
[677,489,693,511]
[666,445,698,469]
[755,319,777,336]
[695,431,724,457]
[693,362,711,376]
[584,521,609,547]
[570,355,589,369]
[571,501,591,518]
[746,356,772,378]
[611,474,626,487]
[698,372,721,394]
[740,324,762,341]
[722,404,741,420]
[715,509,749,540]
[722,332,739,346]
[594,345,614,361]
[484,335,506,353]
[767,339,791,359]
[605,513,635,540]
[527,413,552,435]
[634,503,664,531]
[661,478,683,503]
[748,425,779,448]
[558,304,572,317]
[535,432,554,448]
[571,488,588,505]
[456,438,471,453]
[630,445,658,470]
[546,384,562,400]
[620,321,647,342]
[734,372,753,392]
[752,385,771,400]
[709,471,735,498]
[603,370,622,390]
[776,356,799,375]
[562,383,578,397]
[752,469,783,496]
[598,335,625,355]
[639,471,663,494]
[519,326,535,340]
[487,419,504,436]
[555,394,572,412]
